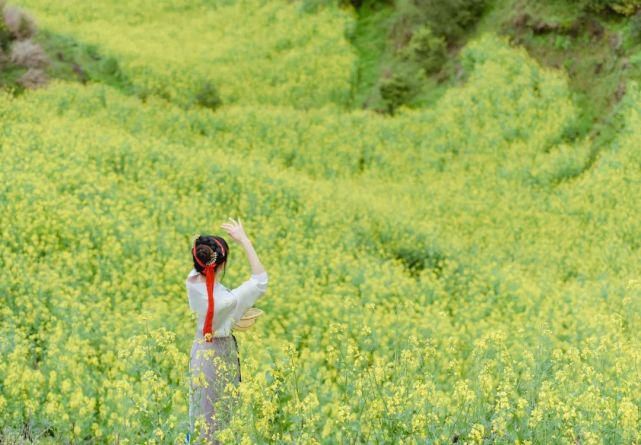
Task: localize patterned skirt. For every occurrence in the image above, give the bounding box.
[188,334,241,445]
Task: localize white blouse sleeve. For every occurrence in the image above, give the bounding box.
[230,271,268,322]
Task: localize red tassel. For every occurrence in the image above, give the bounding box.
[202,265,215,342]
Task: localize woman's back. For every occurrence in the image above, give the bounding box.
[186,269,268,338]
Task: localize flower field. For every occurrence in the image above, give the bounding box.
[1,0,640,443]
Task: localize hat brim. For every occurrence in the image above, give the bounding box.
[233,307,264,331]
[240,307,264,320]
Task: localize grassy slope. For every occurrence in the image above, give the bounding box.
[36,30,135,93]
[348,2,392,109]
[349,0,641,144]
[0,29,134,95]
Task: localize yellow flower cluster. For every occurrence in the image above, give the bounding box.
[18,0,355,108]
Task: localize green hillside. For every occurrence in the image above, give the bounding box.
[1,0,640,443]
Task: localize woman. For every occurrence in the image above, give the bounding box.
[186,217,268,444]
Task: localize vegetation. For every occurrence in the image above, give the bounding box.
[0,0,47,91]
[1,0,641,444]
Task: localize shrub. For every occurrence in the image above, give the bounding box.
[375,0,487,109]
[193,81,223,111]
[584,0,641,15]
[17,67,48,89]
[379,68,418,113]
[2,5,37,40]
[400,25,446,74]
[631,9,641,41]
[9,39,48,69]
[100,56,121,77]
[0,6,11,50]
[396,0,488,41]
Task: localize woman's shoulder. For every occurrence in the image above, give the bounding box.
[218,282,231,293]
[186,268,200,286]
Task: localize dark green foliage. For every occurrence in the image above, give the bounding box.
[630,9,641,40]
[299,0,393,13]
[347,0,394,8]
[400,24,447,74]
[0,17,10,51]
[378,28,456,113]
[1,1,10,51]
[298,0,331,13]
[378,65,423,113]
[99,56,120,77]
[394,0,488,41]
[349,0,487,112]
[394,244,446,278]
[583,0,641,15]
[348,2,394,109]
[36,31,134,92]
[379,71,410,112]
[193,81,223,111]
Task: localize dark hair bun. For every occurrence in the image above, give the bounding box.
[195,244,215,265]
[192,235,229,275]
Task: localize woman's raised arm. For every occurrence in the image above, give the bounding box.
[221,217,266,275]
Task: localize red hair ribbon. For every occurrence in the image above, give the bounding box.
[192,238,226,342]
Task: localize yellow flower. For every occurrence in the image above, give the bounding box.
[468,423,485,444]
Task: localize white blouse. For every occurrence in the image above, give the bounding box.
[186,269,268,338]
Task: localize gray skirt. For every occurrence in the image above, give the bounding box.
[188,334,241,445]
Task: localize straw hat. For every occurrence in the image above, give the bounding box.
[233,307,264,331]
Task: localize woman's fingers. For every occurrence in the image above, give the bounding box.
[222,217,244,234]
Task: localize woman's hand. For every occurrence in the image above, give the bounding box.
[221,217,249,244]
[222,217,266,275]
